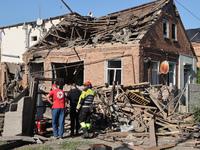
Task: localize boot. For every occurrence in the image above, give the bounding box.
[82,127,89,138]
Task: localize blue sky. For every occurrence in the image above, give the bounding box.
[0,0,200,29]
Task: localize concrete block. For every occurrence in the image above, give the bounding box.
[188,84,200,112]
[3,111,22,136]
[3,96,32,136]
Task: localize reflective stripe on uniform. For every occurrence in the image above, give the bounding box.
[76,88,96,110]
[80,122,86,128]
[85,123,90,130]
[76,104,81,110]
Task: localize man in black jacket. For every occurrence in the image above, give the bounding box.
[67,83,81,137]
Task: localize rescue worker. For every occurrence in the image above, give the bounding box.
[76,81,96,138]
[46,84,66,139]
[66,83,81,137]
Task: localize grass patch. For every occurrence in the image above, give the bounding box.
[0,141,7,146]
[23,145,53,150]
[60,141,93,150]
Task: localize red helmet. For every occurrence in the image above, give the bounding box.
[84,81,92,87]
[51,84,56,89]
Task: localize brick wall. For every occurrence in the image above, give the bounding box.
[23,44,141,89]
[141,13,194,57]
[191,42,200,68]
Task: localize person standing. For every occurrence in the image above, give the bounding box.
[46,84,66,139]
[66,83,81,137]
[76,81,96,138]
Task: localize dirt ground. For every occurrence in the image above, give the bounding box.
[8,113,198,150]
[14,132,121,150]
[12,128,199,150]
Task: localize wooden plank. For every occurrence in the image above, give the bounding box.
[147,143,176,150]
[168,127,180,139]
[149,96,167,119]
[131,104,157,110]
[149,119,157,148]
[105,131,184,137]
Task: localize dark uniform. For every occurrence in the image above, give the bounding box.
[67,88,81,136]
[76,82,95,138]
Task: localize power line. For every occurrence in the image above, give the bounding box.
[174,0,200,22]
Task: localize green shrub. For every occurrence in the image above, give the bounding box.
[197,67,200,84]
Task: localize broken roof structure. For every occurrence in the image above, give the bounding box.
[26,0,175,52]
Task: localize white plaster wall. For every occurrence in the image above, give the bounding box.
[1,26,25,63]
[178,54,197,112]
[1,18,63,63]
[178,54,197,90]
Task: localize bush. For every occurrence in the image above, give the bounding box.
[197,67,200,84]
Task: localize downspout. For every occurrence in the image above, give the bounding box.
[22,22,29,51]
[0,30,2,64]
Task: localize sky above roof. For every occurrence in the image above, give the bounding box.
[0,0,200,30]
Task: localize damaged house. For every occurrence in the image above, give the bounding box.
[0,15,67,101]
[20,0,196,112]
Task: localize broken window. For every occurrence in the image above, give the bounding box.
[151,61,160,85]
[106,58,122,85]
[51,61,84,86]
[30,63,44,78]
[167,62,176,87]
[172,22,176,40]
[31,36,37,41]
[163,19,169,38]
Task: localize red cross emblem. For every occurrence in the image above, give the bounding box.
[57,91,64,99]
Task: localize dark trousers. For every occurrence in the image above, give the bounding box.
[79,107,91,124]
[70,106,80,135]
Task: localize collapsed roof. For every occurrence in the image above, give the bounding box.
[27,0,176,52]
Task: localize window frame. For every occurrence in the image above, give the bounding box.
[151,60,160,85]
[166,61,176,87]
[172,22,177,40]
[163,19,169,38]
[106,58,122,86]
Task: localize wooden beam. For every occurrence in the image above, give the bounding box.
[149,96,167,119]
[147,143,176,150]
[149,119,157,148]
[49,32,68,41]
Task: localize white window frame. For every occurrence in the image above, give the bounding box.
[167,61,176,87]
[172,22,177,40]
[151,61,160,85]
[163,19,169,38]
[105,58,122,86]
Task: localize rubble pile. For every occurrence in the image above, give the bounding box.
[91,82,200,148]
